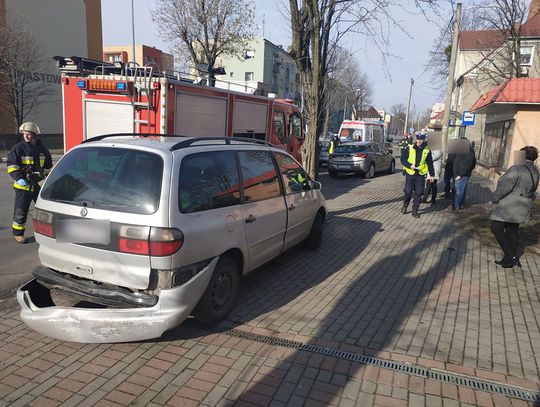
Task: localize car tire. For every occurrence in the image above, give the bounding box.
[329,170,337,178]
[305,211,323,249]
[387,160,395,174]
[193,256,239,325]
[364,163,375,179]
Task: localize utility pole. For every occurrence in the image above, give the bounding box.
[403,78,414,136]
[442,2,462,157]
[131,0,136,63]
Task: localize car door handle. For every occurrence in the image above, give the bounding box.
[288,204,295,211]
[245,215,256,223]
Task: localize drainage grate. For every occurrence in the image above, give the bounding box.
[224,329,540,402]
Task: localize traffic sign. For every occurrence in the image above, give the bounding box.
[462,111,475,126]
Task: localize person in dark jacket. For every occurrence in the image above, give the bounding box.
[451,142,476,210]
[490,146,539,268]
[6,122,52,243]
[400,132,435,218]
[443,153,456,198]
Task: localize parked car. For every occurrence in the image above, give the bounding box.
[18,135,327,343]
[328,141,395,178]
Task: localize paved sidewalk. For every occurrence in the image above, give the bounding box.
[0,169,538,406]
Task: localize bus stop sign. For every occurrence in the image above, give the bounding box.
[462,111,475,126]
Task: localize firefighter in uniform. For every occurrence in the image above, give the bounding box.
[7,122,52,243]
[400,132,434,218]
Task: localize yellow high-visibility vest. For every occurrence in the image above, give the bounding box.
[404,145,430,175]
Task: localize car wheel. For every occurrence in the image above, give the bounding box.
[387,160,395,174]
[305,211,323,249]
[329,170,338,178]
[193,256,239,325]
[364,163,375,179]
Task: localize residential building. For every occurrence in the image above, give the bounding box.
[0,0,102,134]
[470,78,540,181]
[453,0,540,159]
[216,38,301,104]
[103,45,174,72]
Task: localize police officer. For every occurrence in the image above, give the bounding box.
[6,122,52,243]
[400,132,435,218]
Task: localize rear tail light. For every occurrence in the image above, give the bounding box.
[353,153,368,158]
[118,225,183,256]
[33,209,54,237]
[149,228,183,256]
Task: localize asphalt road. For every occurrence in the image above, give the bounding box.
[0,155,63,297]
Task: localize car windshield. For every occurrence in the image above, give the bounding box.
[333,145,367,154]
[41,147,163,215]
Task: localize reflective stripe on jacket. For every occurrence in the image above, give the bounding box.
[404,145,430,175]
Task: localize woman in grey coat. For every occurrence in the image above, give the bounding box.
[490,146,539,268]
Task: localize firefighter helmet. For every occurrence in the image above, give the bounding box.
[19,122,41,135]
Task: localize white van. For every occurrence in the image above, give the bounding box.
[338,121,385,144]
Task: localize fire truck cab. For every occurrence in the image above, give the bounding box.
[55,56,305,162]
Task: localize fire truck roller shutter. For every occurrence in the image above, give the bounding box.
[85,100,134,139]
[175,93,228,137]
[233,101,268,140]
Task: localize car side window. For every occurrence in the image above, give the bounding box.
[238,150,281,202]
[179,151,241,213]
[274,152,310,194]
[273,111,288,144]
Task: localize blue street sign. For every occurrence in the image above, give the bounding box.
[462,111,475,126]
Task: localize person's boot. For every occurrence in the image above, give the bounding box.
[501,257,522,268]
[412,207,420,218]
[431,198,436,206]
[401,204,408,214]
[13,236,26,244]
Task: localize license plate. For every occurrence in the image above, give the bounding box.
[337,165,351,169]
[56,219,111,244]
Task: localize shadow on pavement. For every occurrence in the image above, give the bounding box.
[230,230,464,405]
[164,217,383,341]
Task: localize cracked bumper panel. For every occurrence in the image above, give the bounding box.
[17,257,218,343]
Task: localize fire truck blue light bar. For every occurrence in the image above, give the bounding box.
[77,80,87,90]
[116,82,127,91]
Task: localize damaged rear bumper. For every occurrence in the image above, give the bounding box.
[17,257,218,343]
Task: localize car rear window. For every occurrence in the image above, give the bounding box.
[41,147,163,214]
[333,145,367,154]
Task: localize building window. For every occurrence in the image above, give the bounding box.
[107,54,121,62]
[520,46,533,66]
[245,72,254,81]
[145,56,157,64]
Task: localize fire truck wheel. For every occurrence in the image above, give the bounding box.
[193,256,239,325]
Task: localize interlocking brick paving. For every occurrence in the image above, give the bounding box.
[0,169,538,406]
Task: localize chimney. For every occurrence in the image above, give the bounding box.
[528,0,540,20]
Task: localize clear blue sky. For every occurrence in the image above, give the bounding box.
[101,0,452,114]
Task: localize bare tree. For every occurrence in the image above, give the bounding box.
[429,1,535,86]
[475,0,530,79]
[152,0,256,83]
[390,103,406,135]
[0,18,53,129]
[287,0,441,178]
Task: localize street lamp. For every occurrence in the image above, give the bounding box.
[342,88,361,122]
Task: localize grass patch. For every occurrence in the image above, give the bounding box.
[458,200,540,255]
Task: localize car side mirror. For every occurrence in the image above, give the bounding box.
[310,180,322,190]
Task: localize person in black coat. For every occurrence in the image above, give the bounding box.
[451,143,476,210]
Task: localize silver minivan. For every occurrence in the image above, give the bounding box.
[18,135,326,343]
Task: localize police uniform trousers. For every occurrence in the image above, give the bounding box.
[403,173,425,210]
[12,186,40,236]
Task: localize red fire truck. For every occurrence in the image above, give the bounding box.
[55,56,305,161]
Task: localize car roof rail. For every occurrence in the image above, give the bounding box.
[170,136,274,151]
[81,133,186,144]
